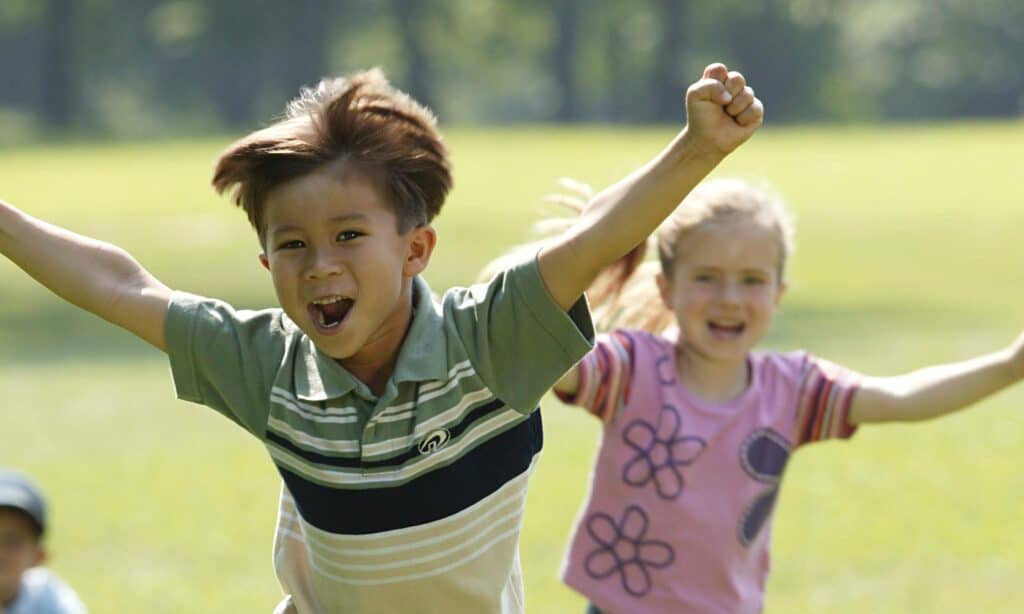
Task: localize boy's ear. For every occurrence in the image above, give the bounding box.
[259,253,270,271]
[34,546,47,567]
[403,225,437,278]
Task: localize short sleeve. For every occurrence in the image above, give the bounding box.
[12,568,87,614]
[165,292,288,439]
[443,255,594,413]
[554,330,636,423]
[794,353,863,447]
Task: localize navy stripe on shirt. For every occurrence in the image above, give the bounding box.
[276,409,543,534]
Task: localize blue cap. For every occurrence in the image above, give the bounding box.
[0,469,47,537]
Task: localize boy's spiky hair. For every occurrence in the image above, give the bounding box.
[212,68,452,243]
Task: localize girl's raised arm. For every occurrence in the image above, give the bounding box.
[553,364,582,399]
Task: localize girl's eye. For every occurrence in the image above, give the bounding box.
[278,240,304,250]
[337,230,362,242]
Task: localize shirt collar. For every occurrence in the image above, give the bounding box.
[293,276,448,401]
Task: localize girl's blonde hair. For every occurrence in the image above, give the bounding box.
[483,178,795,333]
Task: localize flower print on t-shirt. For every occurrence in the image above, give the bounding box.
[737,428,791,547]
[583,505,675,597]
[622,404,706,499]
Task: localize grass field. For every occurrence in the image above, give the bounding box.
[2,122,1023,612]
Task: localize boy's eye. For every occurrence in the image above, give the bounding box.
[277,239,305,250]
[743,277,765,285]
[337,230,363,242]
[694,274,715,282]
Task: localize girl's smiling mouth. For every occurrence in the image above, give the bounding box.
[708,320,745,340]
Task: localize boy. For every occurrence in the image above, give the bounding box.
[0,470,87,614]
[0,64,762,612]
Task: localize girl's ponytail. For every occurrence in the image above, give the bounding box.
[480,178,674,334]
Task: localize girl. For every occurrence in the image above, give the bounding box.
[505,178,1024,613]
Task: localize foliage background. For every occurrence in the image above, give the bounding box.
[0,0,1022,139]
[2,1,1024,611]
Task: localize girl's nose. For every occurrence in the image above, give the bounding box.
[718,283,741,305]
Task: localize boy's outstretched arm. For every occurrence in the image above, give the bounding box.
[537,63,764,310]
[848,332,1024,424]
[0,199,171,351]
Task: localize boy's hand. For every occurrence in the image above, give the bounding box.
[535,63,763,311]
[684,63,763,158]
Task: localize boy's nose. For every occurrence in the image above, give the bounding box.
[303,250,344,280]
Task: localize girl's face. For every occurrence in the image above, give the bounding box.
[658,217,785,366]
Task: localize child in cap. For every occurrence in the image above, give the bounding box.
[0,469,86,614]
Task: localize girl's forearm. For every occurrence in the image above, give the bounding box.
[850,348,1021,424]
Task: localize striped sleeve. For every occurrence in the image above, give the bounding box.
[794,353,862,446]
[554,330,635,423]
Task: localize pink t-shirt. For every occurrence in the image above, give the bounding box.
[557,329,861,614]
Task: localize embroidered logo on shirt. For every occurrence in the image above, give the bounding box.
[417,428,452,455]
[737,428,791,547]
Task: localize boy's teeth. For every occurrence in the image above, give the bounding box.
[313,295,344,305]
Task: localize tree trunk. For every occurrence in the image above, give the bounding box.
[392,0,435,112]
[40,0,76,129]
[283,0,331,95]
[552,0,580,122]
[652,0,685,122]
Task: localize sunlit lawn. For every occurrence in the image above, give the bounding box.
[2,121,1023,612]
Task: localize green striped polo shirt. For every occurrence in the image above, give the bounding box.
[166,256,594,613]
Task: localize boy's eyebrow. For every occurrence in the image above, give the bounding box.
[269,213,370,236]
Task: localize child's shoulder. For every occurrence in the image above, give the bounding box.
[21,566,62,588]
[172,291,293,332]
[751,348,813,386]
[605,326,666,342]
[18,567,85,611]
[600,327,667,350]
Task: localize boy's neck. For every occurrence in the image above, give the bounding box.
[676,345,750,404]
[337,287,416,397]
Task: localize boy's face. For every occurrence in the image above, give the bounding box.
[0,508,44,603]
[658,218,785,367]
[260,167,435,375]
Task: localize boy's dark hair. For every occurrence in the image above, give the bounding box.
[212,68,452,243]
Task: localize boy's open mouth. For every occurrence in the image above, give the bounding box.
[708,320,745,340]
[308,295,354,334]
